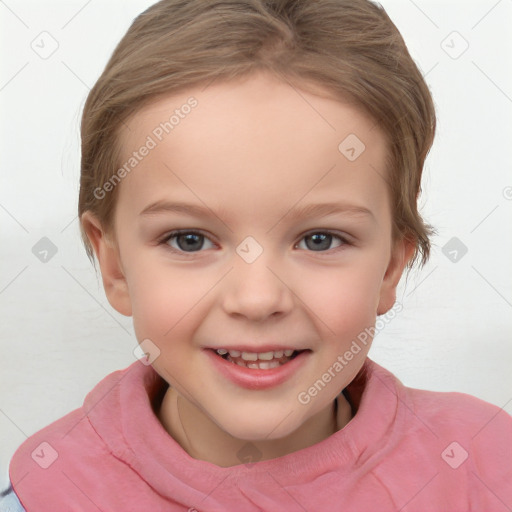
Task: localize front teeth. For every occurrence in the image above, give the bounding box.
[215,348,296,360]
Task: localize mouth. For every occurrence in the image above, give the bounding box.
[205,347,312,390]
[211,348,307,370]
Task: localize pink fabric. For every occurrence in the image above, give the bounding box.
[9,358,512,511]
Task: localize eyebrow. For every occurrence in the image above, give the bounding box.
[139,200,374,221]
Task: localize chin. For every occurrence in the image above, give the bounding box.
[215,412,302,442]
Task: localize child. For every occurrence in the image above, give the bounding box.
[2,0,511,510]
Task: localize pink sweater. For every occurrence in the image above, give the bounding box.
[8,358,512,511]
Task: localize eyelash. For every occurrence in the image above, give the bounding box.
[158,229,352,256]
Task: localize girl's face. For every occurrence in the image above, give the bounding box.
[84,71,410,449]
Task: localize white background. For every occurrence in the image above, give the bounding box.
[1,0,511,482]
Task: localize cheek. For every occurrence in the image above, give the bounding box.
[128,260,223,352]
[297,260,385,340]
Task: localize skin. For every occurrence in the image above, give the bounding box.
[82,70,414,468]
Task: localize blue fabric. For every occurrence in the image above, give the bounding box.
[0,482,26,512]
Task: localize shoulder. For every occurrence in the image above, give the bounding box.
[400,381,512,485]
[8,367,132,507]
[363,361,512,507]
[403,383,512,437]
[8,404,112,489]
[366,359,512,438]
[6,363,160,509]
[368,359,512,458]
[367,360,512,452]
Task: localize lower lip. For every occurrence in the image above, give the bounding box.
[204,349,311,390]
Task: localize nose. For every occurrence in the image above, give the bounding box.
[220,251,294,322]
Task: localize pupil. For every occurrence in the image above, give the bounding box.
[178,233,203,252]
[307,233,330,251]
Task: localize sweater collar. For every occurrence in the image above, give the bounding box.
[86,356,404,499]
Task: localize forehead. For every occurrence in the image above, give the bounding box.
[115,71,390,227]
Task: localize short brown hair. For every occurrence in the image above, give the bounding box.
[79,0,436,267]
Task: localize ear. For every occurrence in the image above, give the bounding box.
[80,211,132,317]
[377,237,415,315]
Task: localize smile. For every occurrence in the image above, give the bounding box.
[214,348,302,369]
[205,347,312,390]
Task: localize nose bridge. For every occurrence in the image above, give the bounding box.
[220,238,294,320]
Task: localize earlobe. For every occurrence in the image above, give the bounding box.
[80,211,132,317]
[377,238,415,315]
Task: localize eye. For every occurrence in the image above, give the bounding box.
[160,230,215,253]
[158,229,350,255]
[295,231,349,252]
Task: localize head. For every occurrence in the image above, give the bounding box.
[79,0,435,442]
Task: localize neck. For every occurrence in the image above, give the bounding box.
[157,388,353,467]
